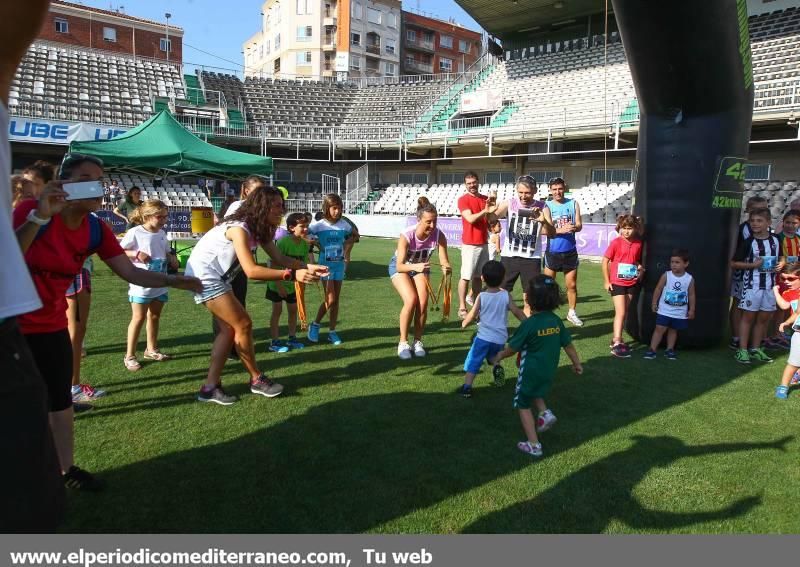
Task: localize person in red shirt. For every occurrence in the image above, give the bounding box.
[14,153,202,491]
[601,214,644,358]
[773,264,800,398]
[457,171,496,319]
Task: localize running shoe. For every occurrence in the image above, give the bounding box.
[308,322,320,343]
[124,356,141,372]
[664,349,678,361]
[250,375,284,398]
[397,342,412,360]
[642,350,657,360]
[492,364,506,387]
[457,384,473,398]
[610,343,631,358]
[286,337,305,350]
[268,340,290,353]
[197,385,238,405]
[328,330,342,345]
[776,385,789,399]
[517,441,543,458]
[734,348,751,364]
[566,310,584,327]
[749,348,774,363]
[412,340,426,357]
[536,409,558,433]
[143,349,172,361]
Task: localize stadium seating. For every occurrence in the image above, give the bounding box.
[10,42,185,126]
[244,76,356,128]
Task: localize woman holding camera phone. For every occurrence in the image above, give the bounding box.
[491,176,555,314]
[13,153,203,491]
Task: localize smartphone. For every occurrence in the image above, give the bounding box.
[63,180,104,201]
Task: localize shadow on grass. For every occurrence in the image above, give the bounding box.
[463,435,790,533]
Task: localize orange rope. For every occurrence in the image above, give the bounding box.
[295,281,308,330]
[441,272,452,321]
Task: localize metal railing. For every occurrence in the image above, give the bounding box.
[345,164,369,206]
[405,60,433,74]
[405,37,435,52]
[366,44,381,56]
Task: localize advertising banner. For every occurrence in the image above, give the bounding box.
[8,117,127,145]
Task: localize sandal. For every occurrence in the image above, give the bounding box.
[143,349,172,361]
[517,441,543,458]
[124,355,141,371]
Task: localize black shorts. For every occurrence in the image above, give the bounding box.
[611,283,639,296]
[24,329,73,412]
[501,256,541,294]
[544,250,579,273]
[265,289,297,304]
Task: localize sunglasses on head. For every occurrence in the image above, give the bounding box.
[517,175,535,183]
[548,177,565,186]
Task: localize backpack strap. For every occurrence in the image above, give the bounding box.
[87,213,103,255]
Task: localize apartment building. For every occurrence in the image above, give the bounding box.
[401,11,481,75]
[243,0,401,79]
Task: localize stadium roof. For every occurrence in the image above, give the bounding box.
[455,0,605,39]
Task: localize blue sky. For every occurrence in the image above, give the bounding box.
[76,0,482,73]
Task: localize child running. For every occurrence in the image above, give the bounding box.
[459,260,526,397]
[643,249,695,360]
[120,200,177,370]
[389,197,451,359]
[773,264,800,399]
[185,186,328,405]
[266,212,312,353]
[308,194,352,345]
[731,208,781,364]
[601,214,644,358]
[491,275,583,458]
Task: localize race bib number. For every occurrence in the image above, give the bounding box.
[664,289,688,307]
[147,258,167,273]
[617,263,638,280]
[324,244,344,263]
[761,255,777,272]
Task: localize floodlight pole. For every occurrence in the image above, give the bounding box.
[165,13,171,63]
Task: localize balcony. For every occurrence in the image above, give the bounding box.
[405,37,435,53]
[405,59,433,74]
[323,35,336,50]
[323,15,337,26]
[365,44,381,56]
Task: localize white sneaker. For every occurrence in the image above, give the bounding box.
[397,342,412,360]
[566,310,584,327]
[413,340,426,357]
[536,409,558,433]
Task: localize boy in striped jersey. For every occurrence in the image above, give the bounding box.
[731,208,782,364]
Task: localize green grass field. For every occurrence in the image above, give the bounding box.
[67,237,797,533]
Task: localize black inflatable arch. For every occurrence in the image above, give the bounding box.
[612,0,755,347]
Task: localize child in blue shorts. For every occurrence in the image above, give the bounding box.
[643,248,695,360]
[459,261,526,397]
[491,275,583,458]
[308,194,353,345]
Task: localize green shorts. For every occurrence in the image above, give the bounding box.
[512,373,554,409]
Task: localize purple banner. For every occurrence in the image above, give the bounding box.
[406,217,619,256]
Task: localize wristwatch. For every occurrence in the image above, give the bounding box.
[281,268,293,281]
[26,209,51,226]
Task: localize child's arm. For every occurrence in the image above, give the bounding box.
[687,278,696,319]
[490,346,517,365]
[601,256,612,292]
[780,310,800,333]
[508,301,527,322]
[563,342,583,375]
[651,273,667,313]
[773,285,793,310]
[461,295,482,328]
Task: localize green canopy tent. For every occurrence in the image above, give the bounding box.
[68,110,272,179]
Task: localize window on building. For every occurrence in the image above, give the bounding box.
[387,12,397,28]
[160,38,171,53]
[423,31,435,42]
[55,18,68,33]
[591,168,634,184]
[385,62,395,76]
[399,173,428,185]
[459,39,469,53]
[367,7,381,24]
[351,32,361,46]
[265,40,271,54]
[439,172,465,184]
[440,35,453,49]
[274,5,282,23]
[274,57,281,72]
[296,0,312,14]
[103,27,116,42]
[274,171,293,182]
[528,171,564,184]
[385,38,396,55]
[439,57,453,72]
[407,29,416,42]
[275,33,281,50]
[297,25,312,41]
[296,51,312,65]
[350,54,361,70]
[353,2,362,19]
[745,163,771,181]
[485,171,516,185]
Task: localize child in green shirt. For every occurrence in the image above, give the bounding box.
[267,213,312,352]
[492,275,583,458]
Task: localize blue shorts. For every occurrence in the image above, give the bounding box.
[193,280,232,304]
[129,293,169,304]
[388,256,427,279]
[655,313,689,330]
[463,337,505,375]
[322,262,346,281]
